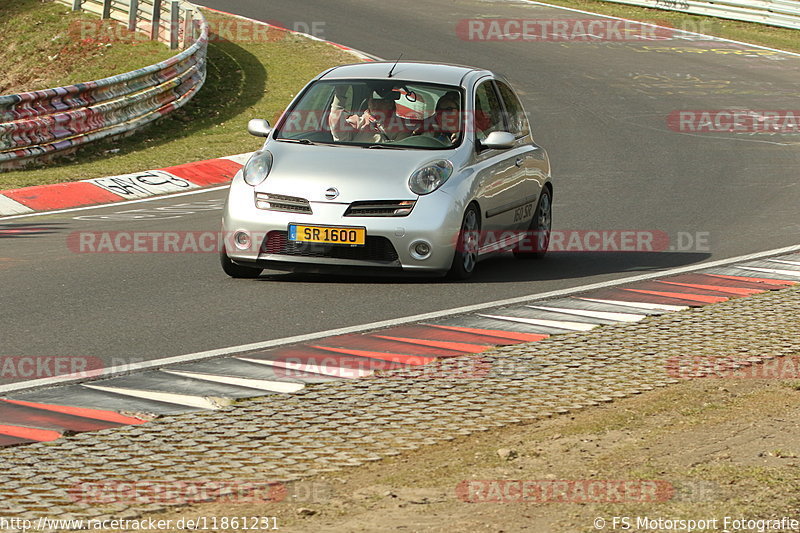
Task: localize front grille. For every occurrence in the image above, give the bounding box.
[263,231,399,262]
[255,193,312,214]
[344,200,416,217]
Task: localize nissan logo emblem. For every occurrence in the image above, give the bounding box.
[325,187,339,200]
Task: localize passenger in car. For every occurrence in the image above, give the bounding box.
[329,87,412,143]
[413,91,462,145]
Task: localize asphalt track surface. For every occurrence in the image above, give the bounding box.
[2,0,799,386]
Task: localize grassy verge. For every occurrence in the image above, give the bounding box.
[0,8,357,190]
[140,368,800,532]
[0,0,173,95]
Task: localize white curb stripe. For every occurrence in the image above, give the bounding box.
[0,195,35,216]
[577,298,689,312]
[477,313,598,331]
[767,259,800,268]
[237,357,372,379]
[525,305,646,322]
[82,384,227,410]
[160,369,304,394]
[738,266,800,277]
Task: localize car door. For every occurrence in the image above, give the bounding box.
[495,80,547,231]
[471,79,527,252]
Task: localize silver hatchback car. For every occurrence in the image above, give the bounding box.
[221,61,552,279]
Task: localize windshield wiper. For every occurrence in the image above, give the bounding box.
[364,144,402,149]
[278,138,316,145]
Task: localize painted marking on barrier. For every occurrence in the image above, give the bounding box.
[90,170,197,199]
[477,314,598,332]
[162,158,243,186]
[160,370,304,394]
[0,195,35,216]
[526,305,646,322]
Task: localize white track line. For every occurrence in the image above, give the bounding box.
[2,242,800,395]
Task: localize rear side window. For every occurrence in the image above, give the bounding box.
[473,80,505,143]
[496,81,529,137]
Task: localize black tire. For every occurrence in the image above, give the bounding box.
[447,203,481,280]
[221,248,263,278]
[514,188,551,260]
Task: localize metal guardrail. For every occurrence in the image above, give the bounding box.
[0,1,208,169]
[600,0,800,30]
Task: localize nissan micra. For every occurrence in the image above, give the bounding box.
[221,61,552,279]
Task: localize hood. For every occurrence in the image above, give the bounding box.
[254,141,455,203]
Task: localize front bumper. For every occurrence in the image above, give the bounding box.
[222,176,463,274]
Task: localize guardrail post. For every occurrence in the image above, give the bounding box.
[102,0,112,19]
[151,0,163,41]
[71,0,82,10]
[182,8,194,49]
[169,1,180,50]
[128,0,139,32]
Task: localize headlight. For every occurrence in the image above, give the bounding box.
[408,160,453,195]
[243,150,273,186]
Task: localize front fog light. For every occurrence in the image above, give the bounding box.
[410,240,432,260]
[234,231,251,250]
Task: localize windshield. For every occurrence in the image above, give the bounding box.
[273,79,464,150]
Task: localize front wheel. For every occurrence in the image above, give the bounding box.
[221,248,263,278]
[447,204,481,280]
[514,188,551,260]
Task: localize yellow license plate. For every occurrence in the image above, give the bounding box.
[288,224,366,246]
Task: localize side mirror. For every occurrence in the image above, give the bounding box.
[481,131,516,150]
[247,118,272,137]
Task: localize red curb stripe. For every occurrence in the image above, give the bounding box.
[706,274,798,286]
[0,399,146,426]
[263,347,406,370]
[623,289,728,304]
[379,325,513,345]
[310,346,434,366]
[162,158,243,186]
[656,281,763,296]
[0,434,35,447]
[3,182,122,210]
[372,335,489,354]
[320,334,468,357]
[0,424,61,442]
[426,325,549,342]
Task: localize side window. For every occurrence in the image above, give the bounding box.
[473,81,504,144]
[496,81,530,137]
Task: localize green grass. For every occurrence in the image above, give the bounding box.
[0,9,356,190]
[0,0,172,94]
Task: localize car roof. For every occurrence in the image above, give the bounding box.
[319,61,491,87]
